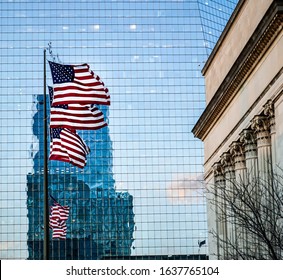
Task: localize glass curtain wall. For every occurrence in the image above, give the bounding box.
[0,0,238,259]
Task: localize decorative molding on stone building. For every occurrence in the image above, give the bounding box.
[192,1,283,140]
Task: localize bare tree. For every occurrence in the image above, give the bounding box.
[208,168,283,259]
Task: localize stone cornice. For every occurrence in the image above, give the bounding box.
[203,69,283,174]
[192,0,283,140]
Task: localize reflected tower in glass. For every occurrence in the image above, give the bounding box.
[26,94,135,259]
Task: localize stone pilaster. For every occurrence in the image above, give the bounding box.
[212,162,225,260]
[239,129,258,183]
[229,141,246,258]
[220,152,236,259]
[239,128,259,258]
[263,100,276,170]
[251,115,275,259]
[230,141,246,183]
[264,100,283,259]
[251,115,272,182]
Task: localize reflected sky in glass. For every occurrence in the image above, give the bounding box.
[0,0,238,259]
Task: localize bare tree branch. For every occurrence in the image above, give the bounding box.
[207,169,283,259]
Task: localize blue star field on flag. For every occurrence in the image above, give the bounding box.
[49,62,74,84]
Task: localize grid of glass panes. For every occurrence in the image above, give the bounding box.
[0,0,238,259]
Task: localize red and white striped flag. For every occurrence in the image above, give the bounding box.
[49,201,70,239]
[49,86,107,130]
[49,128,90,169]
[49,61,110,106]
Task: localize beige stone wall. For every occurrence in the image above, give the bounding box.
[204,31,283,174]
[205,0,273,104]
[198,0,283,260]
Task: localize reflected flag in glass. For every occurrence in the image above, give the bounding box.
[49,86,107,130]
[49,201,70,239]
[48,61,110,106]
[49,128,90,169]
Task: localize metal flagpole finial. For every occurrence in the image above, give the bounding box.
[48,41,62,63]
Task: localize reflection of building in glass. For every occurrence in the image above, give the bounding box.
[27,94,135,259]
[0,0,241,260]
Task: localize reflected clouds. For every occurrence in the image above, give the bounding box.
[167,173,205,205]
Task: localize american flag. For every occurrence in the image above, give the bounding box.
[49,86,107,130]
[198,240,206,248]
[49,201,70,239]
[49,61,110,106]
[49,128,90,169]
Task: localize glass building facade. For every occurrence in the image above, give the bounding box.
[0,0,238,259]
[26,95,135,259]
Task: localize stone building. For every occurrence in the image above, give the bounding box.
[192,0,283,259]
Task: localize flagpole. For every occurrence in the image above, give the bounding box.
[43,49,50,260]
